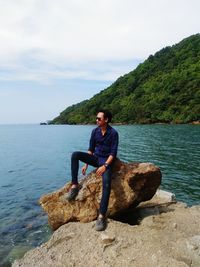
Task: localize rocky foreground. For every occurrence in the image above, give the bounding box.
[13,190,200,267]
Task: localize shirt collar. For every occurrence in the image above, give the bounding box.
[97,124,111,134]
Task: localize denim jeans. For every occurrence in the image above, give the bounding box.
[71,151,112,216]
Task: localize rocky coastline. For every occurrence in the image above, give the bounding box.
[12,191,200,267]
[12,160,200,267]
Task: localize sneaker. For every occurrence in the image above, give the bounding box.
[95,216,107,231]
[65,187,79,201]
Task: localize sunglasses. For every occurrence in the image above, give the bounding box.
[96,117,102,121]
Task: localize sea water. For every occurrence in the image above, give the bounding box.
[0,124,199,266]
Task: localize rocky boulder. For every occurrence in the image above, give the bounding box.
[39,159,161,230]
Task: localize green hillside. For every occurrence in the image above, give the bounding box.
[50,34,200,124]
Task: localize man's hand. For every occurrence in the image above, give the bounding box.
[82,164,88,175]
[96,165,106,176]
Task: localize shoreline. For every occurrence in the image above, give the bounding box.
[47,121,200,126]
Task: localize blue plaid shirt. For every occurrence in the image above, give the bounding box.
[88,125,119,164]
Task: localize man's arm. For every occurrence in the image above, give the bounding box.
[96,155,114,176]
[104,155,114,166]
[82,128,96,175]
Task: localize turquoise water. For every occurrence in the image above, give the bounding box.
[0,124,200,266]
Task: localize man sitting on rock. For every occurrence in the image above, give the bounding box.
[66,109,119,231]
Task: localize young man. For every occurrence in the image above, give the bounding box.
[66,110,119,231]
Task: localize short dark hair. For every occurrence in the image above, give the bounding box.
[97,109,112,123]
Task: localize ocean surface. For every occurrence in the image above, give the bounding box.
[0,124,200,266]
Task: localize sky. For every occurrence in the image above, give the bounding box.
[0,0,199,124]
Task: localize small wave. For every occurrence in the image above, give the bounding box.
[1,184,14,188]
[7,168,24,173]
[31,230,43,235]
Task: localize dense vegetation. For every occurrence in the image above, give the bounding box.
[50,34,200,124]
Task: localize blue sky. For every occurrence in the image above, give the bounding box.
[0,0,199,124]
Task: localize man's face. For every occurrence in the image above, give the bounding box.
[96,112,107,126]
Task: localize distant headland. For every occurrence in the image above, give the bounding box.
[49,34,200,125]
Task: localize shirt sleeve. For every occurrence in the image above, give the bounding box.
[110,130,119,157]
[88,128,96,153]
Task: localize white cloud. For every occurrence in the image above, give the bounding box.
[0,0,199,81]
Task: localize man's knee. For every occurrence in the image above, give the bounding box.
[71,151,80,160]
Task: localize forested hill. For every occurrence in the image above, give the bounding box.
[50,34,200,124]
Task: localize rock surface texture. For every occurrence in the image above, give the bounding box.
[12,193,200,267]
[39,160,162,230]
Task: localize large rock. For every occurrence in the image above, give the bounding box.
[39,159,161,230]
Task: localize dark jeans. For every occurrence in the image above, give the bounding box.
[71,151,112,216]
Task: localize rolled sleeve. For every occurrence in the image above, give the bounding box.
[110,131,119,157]
[88,129,96,153]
